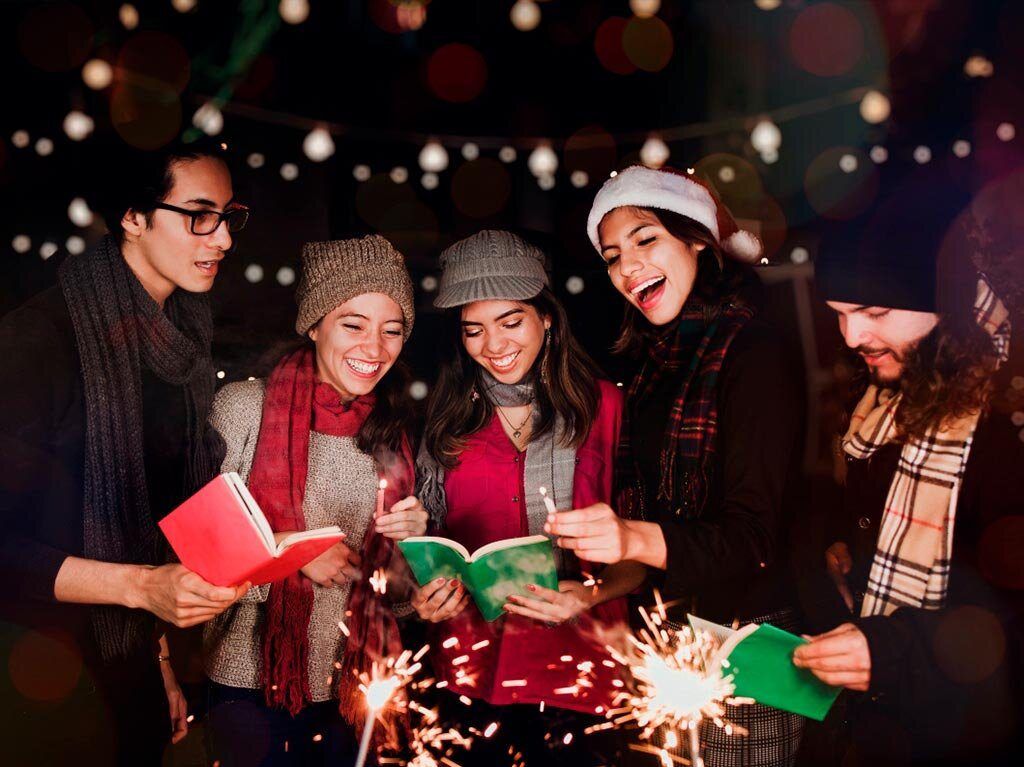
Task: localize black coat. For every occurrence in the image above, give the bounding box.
[805,394,1024,766]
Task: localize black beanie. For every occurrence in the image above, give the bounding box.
[815,171,977,313]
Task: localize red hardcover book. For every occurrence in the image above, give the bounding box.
[159,473,346,587]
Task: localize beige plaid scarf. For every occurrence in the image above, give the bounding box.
[843,278,1010,618]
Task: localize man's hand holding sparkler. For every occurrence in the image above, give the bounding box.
[502,581,594,624]
[792,622,871,691]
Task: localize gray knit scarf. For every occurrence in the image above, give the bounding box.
[58,235,224,661]
[416,369,577,577]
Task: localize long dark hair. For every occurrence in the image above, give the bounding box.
[610,207,756,358]
[423,287,603,468]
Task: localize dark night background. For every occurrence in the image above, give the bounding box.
[2,0,1024,474]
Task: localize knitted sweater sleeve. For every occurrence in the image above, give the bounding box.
[209,379,270,603]
[0,304,78,601]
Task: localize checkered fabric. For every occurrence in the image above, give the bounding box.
[843,278,1010,618]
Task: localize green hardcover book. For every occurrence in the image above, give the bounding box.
[398,535,559,622]
[687,615,842,721]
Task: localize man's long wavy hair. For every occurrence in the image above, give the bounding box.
[871,308,1002,441]
[423,287,603,469]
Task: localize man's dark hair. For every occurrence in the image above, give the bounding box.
[94,137,232,245]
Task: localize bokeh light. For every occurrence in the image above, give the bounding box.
[17,3,94,73]
[528,144,558,178]
[390,166,409,184]
[353,164,371,181]
[623,15,674,72]
[789,3,864,77]
[869,145,888,163]
[192,103,223,136]
[427,44,487,103]
[12,235,31,254]
[630,0,661,20]
[566,275,585,294]
[9,631,83,702]
[750,119,782,154]
[421,172,439,190]
[247,152,265,168]
[34,138,54,156]
[913,145,932,164]
[302,126,335,162]
[461,142,480,161]
[859,90,891,124]
[997,122,1016,142]
[419,140,448,172]
[805,146,878,220]
[953,140,971,158]
[279,0,310,25]
[244,264,264,283]
[276,266,296,286]
[11,130,30,149]
[82,59,113,90]
[499,146,517,163]
[68,197,94,227]
[280,162,299,181]
[119,4,139,30]
[370,0,427,34]
[119,31,191,94]
[570,170,590,188]
[594,17,636,75]
[40,241,58,260]
[510,0,541,32]
[964,55,994,78]
[564,125,616,180]
[640,136,670,168]
[66,236,85,255]
[63,110,94,141]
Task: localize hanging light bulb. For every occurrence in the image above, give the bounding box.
[859,91,891,124]
[192,103,224,136]
[640,136,670,168]
[279,0,310,25]
[750,119,782,154]
[418,140,449,172]
[302,126,335,162]
[63,110,94,141]
[510,0,541,32]
[82,59,113,90]
[527,144,558,178]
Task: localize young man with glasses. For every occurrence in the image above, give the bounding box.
[0,139,251,765]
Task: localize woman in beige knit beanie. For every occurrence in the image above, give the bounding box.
[204,235,427,765]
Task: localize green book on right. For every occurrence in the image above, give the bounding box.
[688,615,842,721]
[398,535,558,622]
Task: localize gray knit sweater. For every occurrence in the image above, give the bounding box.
[202,379,379,701]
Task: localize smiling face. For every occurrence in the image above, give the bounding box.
[120,155,239,305]
[309,292,406,400]
[598,206,705,326]
[826,301,940,385]
[460,299,551,384]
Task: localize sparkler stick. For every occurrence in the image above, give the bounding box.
[355,674,401,767]
[376,478,388,518]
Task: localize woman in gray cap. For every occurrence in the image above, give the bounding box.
[203,236,428,766]
[413,230,644,767]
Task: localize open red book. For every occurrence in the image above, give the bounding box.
[159,472,345,587]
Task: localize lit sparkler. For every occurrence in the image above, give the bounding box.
[588,595,751,767]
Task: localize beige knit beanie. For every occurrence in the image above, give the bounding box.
[294,235,415,338]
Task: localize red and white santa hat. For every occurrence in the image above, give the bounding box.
[586,165,763,263]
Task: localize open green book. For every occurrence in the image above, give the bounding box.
[688,614,842,721]
[398,535,558,621]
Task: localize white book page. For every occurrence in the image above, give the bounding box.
[469,534,549,562]
[687,614,757,673]
[224,473,276,556]
[400,536,472,561]
[275,527,343,555]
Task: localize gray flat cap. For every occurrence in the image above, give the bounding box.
[435,230,549,309]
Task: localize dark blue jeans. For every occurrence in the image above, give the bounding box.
[205,682,359,767]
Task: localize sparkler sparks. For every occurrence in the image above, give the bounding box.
[586,595,750,767]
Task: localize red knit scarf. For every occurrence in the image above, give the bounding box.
[247,347,411,717]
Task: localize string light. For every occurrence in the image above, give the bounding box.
[421,172,439,190]
[760,148,779,164]
[913,145,932,164]
[353,164,371,181]
[12,235,31,254]
[640,136,671,169]
[216,370,226,380]
[859,90,891,124]
[35,138,54,156]
[82,59,113,90]
[390,166,409,184]
[63,110,94,141]
[964,55,994,78]
[172,0,197,12]
[302,126,335,162]
[66,236,85,255]
[839,153,858,173]
[244,264,264,283]
[68,198,94,227]
[192,103,224,136]
[790,247,809,264]
[461,142,480,161]
[276,266,296,286]
[279,0,310,25]
[40,242,58,260]
[247,152,265,168]
[409,381,429,400]
[718,165,736,183]
[750,118,782,156]
[280,163,299,181]
[754,0,782,9]
[570,170,589,188]
[997,122,1016,142]
[869,145,888,163]
[510,0,541,32]
[420,275,438,292]
[630,0,661,19]
[952,140,971,158]
[499,146,517,163]
[418,140,449,172]
[538,173,555,190]
[528,144,558,177]
[119,4,139,29]
[565,276,585,295]
[11,130,29,149]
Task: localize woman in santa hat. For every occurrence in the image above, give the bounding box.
[546,165,807,766]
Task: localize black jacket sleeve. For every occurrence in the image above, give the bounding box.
[0,302,77,601]
[658,325,803,595]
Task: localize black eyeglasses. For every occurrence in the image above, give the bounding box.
[152,203,250,235]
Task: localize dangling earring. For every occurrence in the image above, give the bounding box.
[540,327,552,386]
[470,386,480,403]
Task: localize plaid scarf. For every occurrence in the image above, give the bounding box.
[618,301,754,520]
[248,348,410,716]
[845,278,1010,618]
